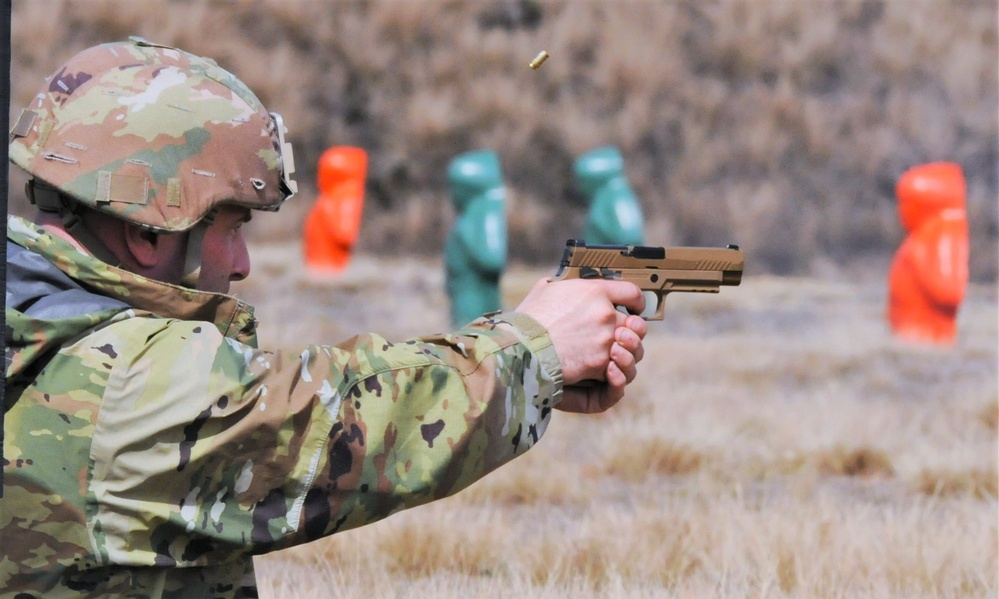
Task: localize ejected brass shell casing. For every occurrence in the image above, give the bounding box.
[529,51,549,69]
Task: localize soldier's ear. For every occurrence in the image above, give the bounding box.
[122,222,162,269]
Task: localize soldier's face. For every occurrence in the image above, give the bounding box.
[197,206,253,294]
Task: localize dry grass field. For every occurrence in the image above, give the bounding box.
[235,245,998,598]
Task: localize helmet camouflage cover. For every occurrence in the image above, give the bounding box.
[9,37,297,232]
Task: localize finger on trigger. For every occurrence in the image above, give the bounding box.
[603,280,646,315]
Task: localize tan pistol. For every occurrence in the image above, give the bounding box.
[550,239,745,320]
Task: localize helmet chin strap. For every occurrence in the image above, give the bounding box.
[27,179,122,267]
[28,178,213,290]
[178,212,214,289]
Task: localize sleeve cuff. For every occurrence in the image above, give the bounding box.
[484,311,564,401]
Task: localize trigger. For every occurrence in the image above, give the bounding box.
[615,291,657,318]
[639,290,659,319]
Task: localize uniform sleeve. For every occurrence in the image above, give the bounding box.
[86,311,562,567]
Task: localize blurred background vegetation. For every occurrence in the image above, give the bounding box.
[8,0,998,279]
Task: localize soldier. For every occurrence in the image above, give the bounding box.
[2,39,647,598]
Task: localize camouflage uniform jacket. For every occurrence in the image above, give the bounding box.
[2,215,563,599]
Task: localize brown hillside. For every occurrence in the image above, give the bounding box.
[8,0,998,279]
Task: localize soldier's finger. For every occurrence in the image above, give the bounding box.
[614,327,645,363]
[601,281,645,315]
[610,342,638,383]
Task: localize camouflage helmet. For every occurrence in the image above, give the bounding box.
[9,37,297,233]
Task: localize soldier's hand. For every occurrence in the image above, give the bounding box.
[514,278,647,413]
[559,314,646,413]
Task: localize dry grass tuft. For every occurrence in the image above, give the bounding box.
[978,400,999,432]
[913,468,999,500]
[604,438,710,481]
[459,456,590,507]
[375,514,502,578]
[521,512,705,592]
[813,446,896,478]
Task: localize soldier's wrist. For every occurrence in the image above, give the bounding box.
[483,311,564,397]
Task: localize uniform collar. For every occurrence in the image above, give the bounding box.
[7,215,259,346]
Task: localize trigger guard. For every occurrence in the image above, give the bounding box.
[615,291,658,320]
